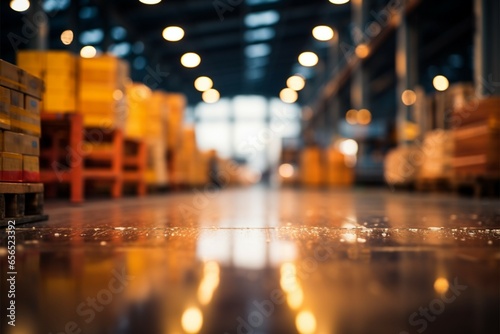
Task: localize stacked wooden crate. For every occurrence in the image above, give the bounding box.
[384,145,419,188]
[0,59,46,225]
[79,55,129,129]
[415,130,454,191]
[451,97,500,182]
[17,50,77,113]
[173,127,209,187]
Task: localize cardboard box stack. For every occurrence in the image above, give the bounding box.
[451,97,500,176]
[17,51,77,113]
[79,55,129,129]
[165,93,186,152]
[125,83,151,139]
[384,145,419,186]
[325,148,354,186]
[0,60,43,183]
[300,146,323,186]
[418,129,454,179]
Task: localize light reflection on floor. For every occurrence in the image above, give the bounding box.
[1,187,499,334]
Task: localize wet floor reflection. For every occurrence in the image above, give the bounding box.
[1,187,499,333]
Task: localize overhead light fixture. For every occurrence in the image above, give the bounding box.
[298,52,319,67]
[357,108,372,125]
[80,45,97,58]
[194,76,213,92]
[10,0,30,12]
[139,0,161,4]
[312,25,334,41]
[433,75,449,91]
[345,109,357,125]
[181,307,203,334]
[329,0,350,4]
[355,44,370,58]
[295,311,317,334]
[202,89,220,103]
[286,75,305,91]
[339,139,358,156]
[162,26,184,42]
[181,52,201,68]
[401,89,417,106]
[60,30,74,45]
[279,88,298,104]
[244,10,280,28]
[244,43,271,58]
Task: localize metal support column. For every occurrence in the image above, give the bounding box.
[26,1,49,50]
[396,0,418,144]
[474,0,500,97]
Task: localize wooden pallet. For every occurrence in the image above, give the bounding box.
[122,138,147,196]
[415,177,452,192]
[0,182,48,227]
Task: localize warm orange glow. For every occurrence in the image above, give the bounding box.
[279,163,295,178]
[357,108,372,125]
[355,44,370,58]
[401,89,417,106]
[346,109,358,125]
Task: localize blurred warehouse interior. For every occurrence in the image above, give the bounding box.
[1,0,498,194]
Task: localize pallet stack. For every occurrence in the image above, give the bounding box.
[415,130,454,191]
[17,50,77,113]
[324,148,354,187]
[299,146,323,187]
[0,59,46,225]
[451,97,500,196]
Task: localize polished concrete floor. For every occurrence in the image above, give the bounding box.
[1,186,499,334]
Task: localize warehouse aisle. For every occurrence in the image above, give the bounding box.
[1,187,500,334]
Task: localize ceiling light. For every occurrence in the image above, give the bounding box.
[181,52,201,68]
[401,89,417,106]
[244,43,271,58]
[162,26,184,42]
[194,76,213,92]
[10,0,30,12]
[279,88,298,104]
[286,75,305,91]
[181,307,203,334]
[60,30,74,45]
[244,10,280,28]
[295,311,317,334]
[433,75,449,91]
[355,44,370,58]
[80,45,97,58]
[346,109,357,125]
[312,25,334,41]
[357,109,372,125]
[329,0,350,4]
[298,52,318,67]
[139,0,161,4]
[202,89,220,103]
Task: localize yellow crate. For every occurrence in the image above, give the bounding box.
[0,86,10,130]
[9,107,41,137]
[0,152,23,182]
[20,71,44,99]
[25,95,40,115]
[23,155,39,172]
[17,50,77,71]
[0,59,21,91]
[82,111,125,130]
[10,90,24,108]
[44,73,76,91]
[0,131,39,155]
[42,91,76,113]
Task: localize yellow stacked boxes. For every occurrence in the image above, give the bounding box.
[165,93,186,151]
[0,59,43,183]
[300,147,323,186]
[17,50,77,112]
[79,55,129,128]
[325,148,354,186]
[0,86,10,130]
[125,83,150,139]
